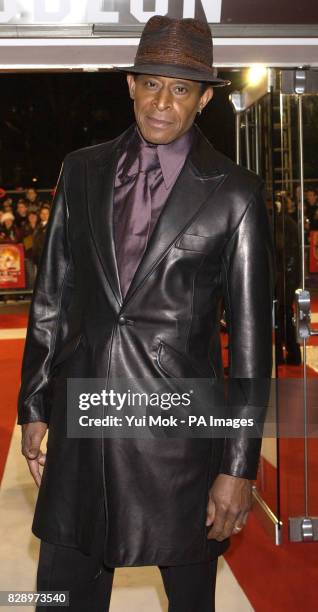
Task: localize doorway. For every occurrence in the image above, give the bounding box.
[231,67,318,544]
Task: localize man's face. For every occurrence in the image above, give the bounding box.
[126,74,213,144]
[307,190,318,206]
[40,208,49,223]
[28,212,38,228]
[17,202,27,216]
[26,189,37,202]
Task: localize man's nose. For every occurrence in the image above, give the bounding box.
[153,87,172,110]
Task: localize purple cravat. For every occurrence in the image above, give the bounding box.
[116,141,160,296]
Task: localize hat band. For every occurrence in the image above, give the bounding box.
[134,54,216,75]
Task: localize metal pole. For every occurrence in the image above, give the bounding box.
[235,113,241,164]
[255,103,260,175]
[245,110,251,170]
[298,93,309,517]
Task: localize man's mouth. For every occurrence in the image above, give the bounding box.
[146,116,173,129]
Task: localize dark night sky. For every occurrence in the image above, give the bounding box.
[0,70,243,189]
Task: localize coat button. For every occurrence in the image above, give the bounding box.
[118,315,126,326]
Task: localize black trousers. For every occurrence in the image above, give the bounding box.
[37,538,218,612]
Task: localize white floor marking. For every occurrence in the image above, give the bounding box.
[0,328,26,340]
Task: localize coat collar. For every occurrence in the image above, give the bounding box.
[117,125,194,190]
[86,123,227,308]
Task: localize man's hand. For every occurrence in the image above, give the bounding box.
[21,422,48,487]
[206,473,253,541]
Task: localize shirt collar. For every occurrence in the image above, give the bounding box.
[126,124,194,188]
[157,128,194,188]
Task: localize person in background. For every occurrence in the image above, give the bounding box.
[294,184,302,207]
[32,204,50,267]
[0,211,22,243]
[310,213,318,230]
[2,197,14,214]
[305,188,318,229]
[15,198,29,231]
[275,204,301,365]
[25,187,41,211]
[285,193,298,223]
[23,210,39,288]
[309,200,318,231]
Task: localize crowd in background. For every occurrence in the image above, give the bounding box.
[283,185,318,231]
[1,183,318,296]
[1,181,318,365]
[274,185,318,365]
[0,188,52,288]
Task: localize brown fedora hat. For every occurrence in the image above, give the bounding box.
[116,15,230,87]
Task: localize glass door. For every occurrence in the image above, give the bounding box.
[230,70,282,544]
[278,70,318,543]
[231,68,318,544]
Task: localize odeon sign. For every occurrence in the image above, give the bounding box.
[0,0,222,24]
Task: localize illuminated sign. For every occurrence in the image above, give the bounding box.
[0,0,317,25]
[0,1,221,24]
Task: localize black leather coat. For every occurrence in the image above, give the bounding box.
[18,124,274,567]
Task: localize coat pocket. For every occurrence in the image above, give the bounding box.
[156,340,213,379]
[175,233,214,254]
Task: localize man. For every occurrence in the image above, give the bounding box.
[32,203,50,267]
[18,16,273,612]
[275,202,301,365]
[23,209,39,289]
[14,198,29,230]
[25,187,41,211]
[305,188,318,229]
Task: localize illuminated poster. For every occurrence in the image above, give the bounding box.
[0,243,26,289]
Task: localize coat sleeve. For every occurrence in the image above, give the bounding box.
[17,158,73,425]
[220,181,274,480]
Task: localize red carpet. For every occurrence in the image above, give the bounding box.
[222,339,318,611]
[1,314,318,610]
[0,339,24,483]
[225,512,318,612]
[0,308,28,481]
[224,434,318,611]
[0,314,28,329]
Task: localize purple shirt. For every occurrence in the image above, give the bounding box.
[113,125,194,297]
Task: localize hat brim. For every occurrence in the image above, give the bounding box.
[113,63,230,87]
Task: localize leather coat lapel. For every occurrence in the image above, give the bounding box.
[86,126,135,307]
[124,128,227,305]
[86,124,228,308]
[87,152,122,306]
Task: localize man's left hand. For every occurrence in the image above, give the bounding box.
[206,474,253,541]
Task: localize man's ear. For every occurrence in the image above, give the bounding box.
[199,86,214,113]
[127,74,136,100]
